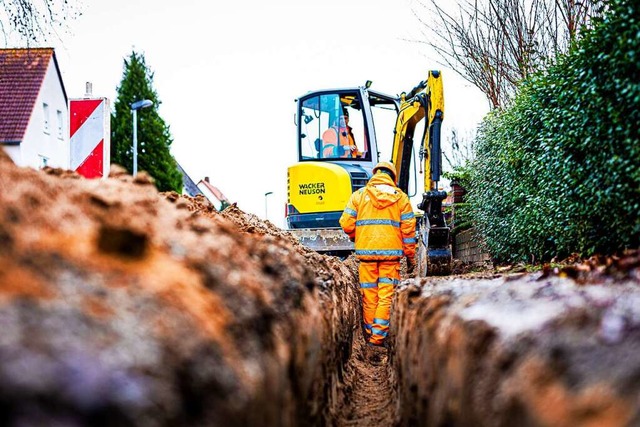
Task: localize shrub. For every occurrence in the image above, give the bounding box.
[468,0,640,262]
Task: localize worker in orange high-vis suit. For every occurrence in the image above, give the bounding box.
[339,161,416,353]
[321,109,362,158]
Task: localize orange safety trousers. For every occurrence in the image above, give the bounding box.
[358,260,400,345]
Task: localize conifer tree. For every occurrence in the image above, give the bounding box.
[111,51,182,192]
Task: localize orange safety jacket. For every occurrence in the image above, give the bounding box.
[322,126,362,158]
[339,172,416,261]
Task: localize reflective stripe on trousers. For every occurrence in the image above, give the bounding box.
[359,260,400,345]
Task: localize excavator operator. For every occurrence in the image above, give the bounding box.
[321,109,362,159]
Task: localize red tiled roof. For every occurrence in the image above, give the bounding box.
[0,48,66,145]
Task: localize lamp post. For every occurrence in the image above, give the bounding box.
[264,191,273,220]
[131,99,153,176]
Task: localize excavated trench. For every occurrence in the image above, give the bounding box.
[0,149,639,426]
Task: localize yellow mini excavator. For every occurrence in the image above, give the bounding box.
[286,71,452,275]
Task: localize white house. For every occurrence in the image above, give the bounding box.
[198,177,231,211]
[0,48,69,169]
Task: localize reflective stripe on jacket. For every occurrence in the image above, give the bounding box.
[322,126,361,158]
[339,172,416,261]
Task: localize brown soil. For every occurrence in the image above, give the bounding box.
[335,327,396,427]
[1,148,638,427]
[0,150,396,426]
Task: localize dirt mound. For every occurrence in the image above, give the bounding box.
[392,256,640,427]
[7,148,637,427]
[0,151,359,426]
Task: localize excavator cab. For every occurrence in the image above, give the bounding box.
[298,91,371,161]
[287,86,399,254]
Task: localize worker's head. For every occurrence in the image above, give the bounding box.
[337,108,349,126]
[373,161,397,184]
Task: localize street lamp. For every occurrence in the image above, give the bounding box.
[131,99,153,176]
[264,191,273,220]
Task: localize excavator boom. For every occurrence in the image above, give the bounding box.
[390,71,452,275]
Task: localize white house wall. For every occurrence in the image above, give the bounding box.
[19,59,69,169]
[3,145,21,165]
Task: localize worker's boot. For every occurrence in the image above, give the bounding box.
[366,342,387,366]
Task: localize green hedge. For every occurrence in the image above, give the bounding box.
[468,0,640,262]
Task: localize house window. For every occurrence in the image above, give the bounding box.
[56,110,63,139]
[38,155,49,168]
[43,103,50,134]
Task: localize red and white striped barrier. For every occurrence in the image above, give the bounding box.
[69,98,110,178]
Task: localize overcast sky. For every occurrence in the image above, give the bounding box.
[47,0,489,226]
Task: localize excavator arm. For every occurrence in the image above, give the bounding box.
[390,70,452,275]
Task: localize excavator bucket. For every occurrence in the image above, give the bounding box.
[288,227,354,253]
[415,217,452,277]
[426,247,452,276]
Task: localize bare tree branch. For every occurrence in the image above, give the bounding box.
[0,0,81,46]
[443,127,477,171]
[413,0,606,109]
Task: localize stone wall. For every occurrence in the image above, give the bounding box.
[454,228,491,264]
